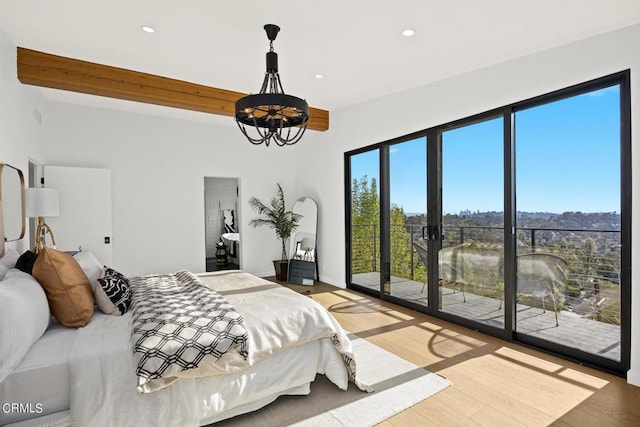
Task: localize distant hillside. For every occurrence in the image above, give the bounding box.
[406,211,620,231]
[517,211,620,230]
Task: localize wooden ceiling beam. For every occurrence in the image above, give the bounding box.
[16,47,329,132]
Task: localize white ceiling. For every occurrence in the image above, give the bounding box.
[1,0,640,125]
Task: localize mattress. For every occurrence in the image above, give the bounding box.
[0,323,76,425]
[0,331,333,427]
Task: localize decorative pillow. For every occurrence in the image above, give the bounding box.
[0,248,20,280]
[95,267,131,316]
[73,251,103,291]
[0,269,51,383]
[15,250,38,275]
[32,247,94,327]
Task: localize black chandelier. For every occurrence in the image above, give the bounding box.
[235,24,309,147]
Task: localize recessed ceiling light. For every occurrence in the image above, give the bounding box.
[314,74,323,79]
[141,25,156,33]
[401,28,416,37]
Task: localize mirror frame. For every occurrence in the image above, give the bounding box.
[0,163,26,243]
[289,196,318,263]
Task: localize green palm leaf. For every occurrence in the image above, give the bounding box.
[249,183,302,260]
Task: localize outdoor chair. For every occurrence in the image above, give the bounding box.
[413,242,466,300]
[511,253,567,327]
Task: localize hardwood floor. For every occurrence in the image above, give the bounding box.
[270,278,640,427]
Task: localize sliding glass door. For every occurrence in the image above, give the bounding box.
[345,71,630,374]
[347,138,429,304]
[349,149,380,291]
[388,137,428,305]
[439,117,505,328]
[514,84,625,363]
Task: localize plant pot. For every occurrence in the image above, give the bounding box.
[273,260,289,281]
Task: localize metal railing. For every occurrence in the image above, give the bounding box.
[352,223,621,324]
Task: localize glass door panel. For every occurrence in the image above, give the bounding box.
[440,118,505,328]
[389,137,427,306]
[514,86,622,361]
[349,150,381,292]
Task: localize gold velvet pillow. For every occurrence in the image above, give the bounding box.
[32,247,94,327]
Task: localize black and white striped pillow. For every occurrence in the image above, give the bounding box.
[94,267,131,316]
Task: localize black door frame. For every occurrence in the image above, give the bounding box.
[345,70,631,376]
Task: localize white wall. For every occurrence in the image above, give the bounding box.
[41,102,298,277]
[296,24,640,385]
[0,27,46,253]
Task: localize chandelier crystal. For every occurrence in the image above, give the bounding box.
[235,24,309,147]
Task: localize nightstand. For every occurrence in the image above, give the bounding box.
[288,259,315,286]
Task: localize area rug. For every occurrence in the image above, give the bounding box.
[217,335,452,426]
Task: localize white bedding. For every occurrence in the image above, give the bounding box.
[67,271,362,427]
[0,323,76,425]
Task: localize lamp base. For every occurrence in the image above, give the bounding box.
[33,217,57,253]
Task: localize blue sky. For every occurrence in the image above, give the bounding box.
[351,85,620,215]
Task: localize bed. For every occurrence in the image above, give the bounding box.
[0,266,366,427]
[0,204,366,426]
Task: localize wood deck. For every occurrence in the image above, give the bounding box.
[353,272,621,361]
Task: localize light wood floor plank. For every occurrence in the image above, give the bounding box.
[275,279,639,426]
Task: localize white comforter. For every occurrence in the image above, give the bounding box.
[69,271,361,426]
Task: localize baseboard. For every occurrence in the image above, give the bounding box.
[627,367,640,387]
[317,275,346,288]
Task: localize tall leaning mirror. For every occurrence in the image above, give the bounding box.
[288,197,318,285]
[0,163,26,247]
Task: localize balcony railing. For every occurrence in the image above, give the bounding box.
[351,223,621,325]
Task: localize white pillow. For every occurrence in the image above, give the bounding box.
[0,248,20,281]
[73,251,103,291]
[0,268,51,383]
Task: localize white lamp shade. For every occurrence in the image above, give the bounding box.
[25,188,59,218]
[301,237,315,249]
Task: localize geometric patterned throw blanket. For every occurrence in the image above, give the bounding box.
[128,270,249,393]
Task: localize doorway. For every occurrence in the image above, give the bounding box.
[204,177,240,271]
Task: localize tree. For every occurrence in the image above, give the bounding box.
[351,176,418,280]
[351,176,380,273]
[390,204,411,277]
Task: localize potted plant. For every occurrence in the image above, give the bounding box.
[249,183,302,281]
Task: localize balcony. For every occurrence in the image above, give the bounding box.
[351,224,622,361]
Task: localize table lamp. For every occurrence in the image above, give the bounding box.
[25,187,59,253]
